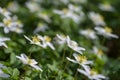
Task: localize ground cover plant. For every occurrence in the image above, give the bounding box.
[0,0,120,80]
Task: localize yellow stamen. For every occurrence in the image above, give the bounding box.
[44,36,51,42]
[32,36,40,43]
[62,8,68,14]
[90,69,98,76]
[77,55,87,63]
[105,27,112,33]
[3,19,11,27]
[27,59,33,64]
[98,49,103,55]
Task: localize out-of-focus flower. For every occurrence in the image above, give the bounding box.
[16,53,42,71]
[67,53,92,66]
[37,12,51,23]
[0,37,10,48]
[24,35,55,50]
[56,34,68,45]
[33,22,49,33]
[92,46,104,58]
[7,1,19,12]
[88,12,106,26]
[24,35,42,46]
[53,4,84,24]
[68,4,82,13]
[99,3,115,12]
[95,26,119,39]
[66,36,85,54]
[77,68,107,80]
[39,35,55,50]
[80,29,97,39]
[0,64,6,68]
[0,16,23,33]
[0,63,10,78]
[0,7,11,18]
[25,1,41,12]
[0,70,10,78]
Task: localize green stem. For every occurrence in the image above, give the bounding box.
[63,50,73,72]
[62,46,67,64]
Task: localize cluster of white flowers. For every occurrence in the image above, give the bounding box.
[56,34,85,54]
[0,0,119,79]
[67,51,108,80]
[53,4,84,23]
[24,35,55,50]
[0,7,23,34]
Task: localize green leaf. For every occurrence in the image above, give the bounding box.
[10,53,16,64]
[11,68,20,79]
[24,77,31,80]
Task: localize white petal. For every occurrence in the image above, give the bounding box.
[30,64,42,71]
[66,57,78,63]
[24,35,33,43]
[77,68,90,78]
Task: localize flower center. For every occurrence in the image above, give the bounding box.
[3,19,11,27]
[62,8,68,14]
[44,36,51,42]
[77,55,87,63]
[105,27,112,33]
[38,23,43,28]
[98,49,103,55]
[32,36,40,43]
[27,59,33,64]
[2,8,7,14]
[70,41,78,47]
[90,70,97,76]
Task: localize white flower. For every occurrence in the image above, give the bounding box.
[95,26,119,39]
[77,68,107,80]
[25,1,40,13]
[16,54,42,71]
[7,1,19,12]
[92,46,104,58]
[0,63,10,78]
[67,53,93,66]
[0,69,10,78]
[68,4,82,13]
[37,12,51,23]
[0,7,11,18]
[53,5,84,24]
[80,29,97,39]
[56,34,68,44]
[0,64,6,68]
[0,16,23,34]
[33,23,49,33]
[39,36,55,50]
[88,12,106,26]
[24,35,42,47]
[66,36,85,54]
[0,37,10,48]
[24,35,55,50]
[99,3,115,12]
